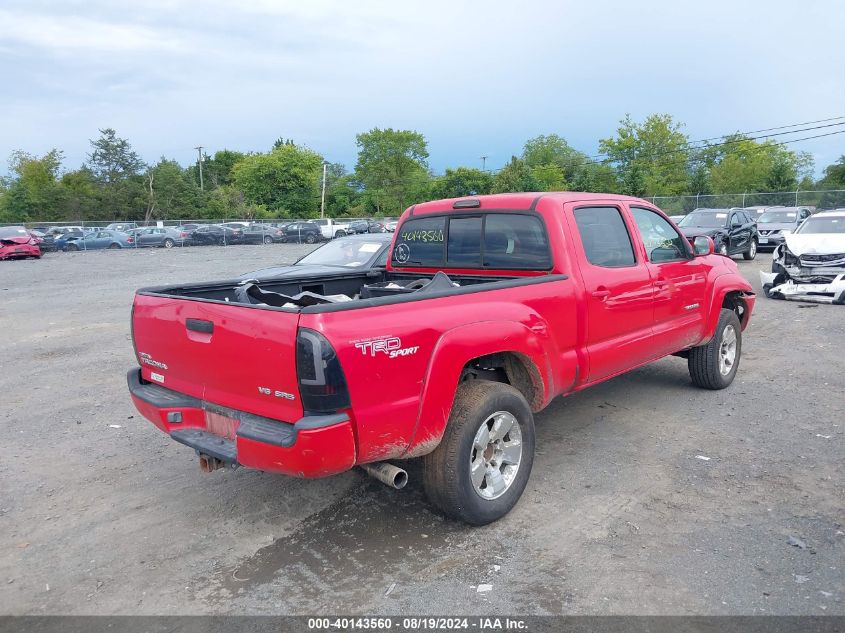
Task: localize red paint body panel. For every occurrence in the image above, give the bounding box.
[128,192,755,479]
[0,235,41,260]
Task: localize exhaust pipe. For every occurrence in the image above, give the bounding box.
[359,462,408,489]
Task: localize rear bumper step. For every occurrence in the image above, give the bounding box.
[171,428,237,463]
[127,368,357,477]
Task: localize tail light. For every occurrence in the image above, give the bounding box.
[127,237,135,244]
[180,232,188,238]
[296,328,350,413]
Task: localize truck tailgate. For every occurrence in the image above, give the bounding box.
[132,294,304,422]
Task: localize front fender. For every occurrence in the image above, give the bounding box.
[700,271,755,343]
[401,320,553,458]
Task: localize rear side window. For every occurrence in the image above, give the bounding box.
[573,207,636,267]
[393,217,445,266]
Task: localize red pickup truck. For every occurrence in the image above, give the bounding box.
[128,193,755,524]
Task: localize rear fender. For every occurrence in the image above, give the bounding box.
[402,321,551,458]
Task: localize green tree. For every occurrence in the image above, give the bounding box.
[187,150,246,189]
[0,150,65,221]
[570,161,620,193]
[522,134,587,184]
[144,159,203,222]
[85,129,146,219]
[232,144,323,215]
[429,167,494,199]
[599,114,690,196]
[818,155,845,188]
[492,156,540,193]
[354,128,430,214]
[59,168,98,220]
[708,137,800,194]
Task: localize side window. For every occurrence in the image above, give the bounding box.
[393,216,445,266]
[573,207,636,268]
[630,207,690,263]
[97,231,110,238]
[447,216,482,265]
[483,214,551,269]
[730,213,742,227]
[374,249,389,268]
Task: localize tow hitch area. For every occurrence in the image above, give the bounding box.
[199,454,231,472]
[760,271,845,304]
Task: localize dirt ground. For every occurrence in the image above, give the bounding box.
[0,244,842,616]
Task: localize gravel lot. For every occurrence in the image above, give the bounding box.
[0,245,842,615]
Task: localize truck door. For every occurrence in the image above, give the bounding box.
[628,206,708,355]
[567,204,656,382]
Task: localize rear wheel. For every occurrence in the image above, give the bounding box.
[334,230,346,238]
[423,381,535,525]
[305,232,317,244]
[263,235,273,244]
[688,308,742,389]
[108,243,120,249]
[163,238,175,249]
[743,239,757,260]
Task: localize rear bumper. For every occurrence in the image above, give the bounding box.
[127,368,356,477]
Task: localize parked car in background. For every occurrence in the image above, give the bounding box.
[313,218,352,239]
[0,226,41,260]
[221,222,251,230]
[384,220,398,232]
[106,222,138,232]
[177,223,202,232]
[677,208,758,259]
[59,230,134,251]
[33,231,57,252]
[130,227,191,248]
[190,225,244,245]
[237,233,392,281]
[756,207,812,251]
[241,224,286,244]
[27,230,57,253]
[762,210,845,304]
[281,221,323,243]
[347,219,386,234]
[668,214,685,223]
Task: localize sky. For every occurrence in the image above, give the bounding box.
[1,0,844,180]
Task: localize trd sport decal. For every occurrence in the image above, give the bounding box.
[353,336,419,359]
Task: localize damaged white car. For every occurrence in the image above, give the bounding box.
[760,210,845,304]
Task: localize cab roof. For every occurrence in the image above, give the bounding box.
[408,192,651,215]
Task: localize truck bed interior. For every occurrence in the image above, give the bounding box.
[137,270,552,312]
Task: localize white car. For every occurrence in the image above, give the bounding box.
[312,218,351,239]
[761,209,845,304]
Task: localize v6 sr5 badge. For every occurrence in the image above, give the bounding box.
[354,336,419,359]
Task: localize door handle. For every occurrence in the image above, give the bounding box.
[591,289,611,299]
[654,279,668,288]
[186,319,214,333]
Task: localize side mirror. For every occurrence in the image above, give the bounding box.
[693,235,714,256]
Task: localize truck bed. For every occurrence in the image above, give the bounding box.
[137,270,533,312]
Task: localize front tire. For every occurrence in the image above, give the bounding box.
[717,242,729,257]
[688,308,742,389]
[67,243,79,252]
[743,239,757,260]
[423,381,535,525]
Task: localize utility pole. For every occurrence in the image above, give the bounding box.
[480,155,488,171]
[320,161,328,219]
[195,146,204,191]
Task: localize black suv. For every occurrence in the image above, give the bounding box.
[677,208,759,260]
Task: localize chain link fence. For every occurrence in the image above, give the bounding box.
[650,190,845,215]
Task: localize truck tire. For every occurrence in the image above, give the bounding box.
[334,230,346,238]
[688,308,742,390]
[423,381,535,525]
[743,238,757,260]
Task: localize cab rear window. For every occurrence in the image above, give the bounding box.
[392,213,551,269]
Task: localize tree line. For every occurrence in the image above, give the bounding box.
[1,114,844,223]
